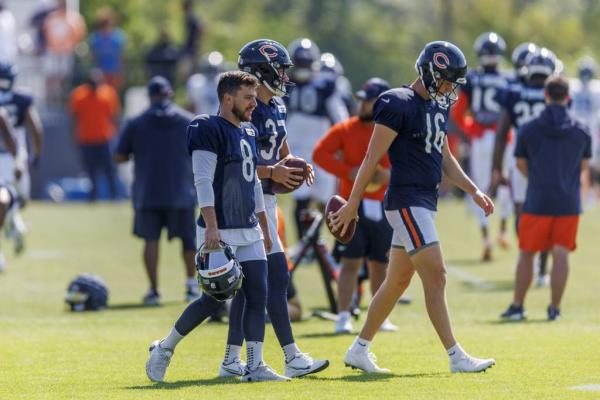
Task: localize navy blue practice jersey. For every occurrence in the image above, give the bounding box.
[285,75,340,121]
[0,90,33,128]
[252,96,287,194]
[498,83,546,130]
[187,115,259,229]
[373,87,450,211]
[462,69,508,126]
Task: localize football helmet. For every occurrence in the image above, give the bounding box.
[288,38,321,82]
[578,56,597,82]
[65,274,109,311]
[415,41,467,108]
[511,42,538,79]
[196,241,243,302]
[0,61,16,93]
[320,52,344,76]
[524,47,556,86]
[474,32,506,67]
[238,38,294,97]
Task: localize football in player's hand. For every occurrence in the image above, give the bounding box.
[325,195,356,244]
[271,157,309,194]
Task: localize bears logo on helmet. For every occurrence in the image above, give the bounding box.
[433,52,450,69]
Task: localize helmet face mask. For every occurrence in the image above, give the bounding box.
[288,38,321,83]
[238,39,295,97]
[511,42,538,78]
[65,274,109,311]
[415,41,467,108]
[524,48,556,87]
[196,241,244,302]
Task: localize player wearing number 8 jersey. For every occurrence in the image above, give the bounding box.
[145,71,290,383]
[220,39,328,380]
[329,41,496,374]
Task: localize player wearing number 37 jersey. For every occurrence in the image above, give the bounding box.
[330,41,496,374]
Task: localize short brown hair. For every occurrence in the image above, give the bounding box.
[544,75,569,102]
[217,71,259,102]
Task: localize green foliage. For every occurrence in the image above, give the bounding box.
[78,0,600,88]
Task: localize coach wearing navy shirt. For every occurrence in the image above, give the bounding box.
[501,75,591,321]
[115,76,198,306]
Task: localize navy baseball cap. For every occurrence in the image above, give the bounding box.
[356,77,390,100]
[147,76,173,97]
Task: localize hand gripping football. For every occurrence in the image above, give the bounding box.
[271,157,309,194]
[325,195,356,244]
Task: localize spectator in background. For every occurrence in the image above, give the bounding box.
[145,28,179,86]
[114,76,198,306]
[179,0,204,79]
[30,0,58,56]
[89,7,126,90]
[0,2,17,62]
[43,0,86,102]
[69,69,120,201]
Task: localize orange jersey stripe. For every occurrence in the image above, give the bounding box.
[401,208,422,248]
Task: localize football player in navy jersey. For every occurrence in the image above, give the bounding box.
[0,61,43,255]
[146,71,290,383]
[451,32,512,261]
[330,41,496,374]
[491,48,556,286]
[285,38,349,239]
[218,38,328,379]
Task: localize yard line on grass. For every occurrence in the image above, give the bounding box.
[446,264,495,290]
[569,384,600,392]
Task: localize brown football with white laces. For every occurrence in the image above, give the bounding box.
[325,195,356,244]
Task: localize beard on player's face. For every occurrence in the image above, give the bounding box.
[232,102,254,122]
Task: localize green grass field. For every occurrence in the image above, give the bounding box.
[1,199,599,399]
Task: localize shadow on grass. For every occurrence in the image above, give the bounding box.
[107,301,181,311]
[297,331,353,339]
[484,318,550,325]
[126,376,241,390]
[306,371,447,382]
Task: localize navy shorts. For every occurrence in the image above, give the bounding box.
[134,208,196,250]
[338,200,392,263]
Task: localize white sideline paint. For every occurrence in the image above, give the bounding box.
[569,384,600,392]
[446,265,495,290]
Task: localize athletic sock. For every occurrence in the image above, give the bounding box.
[223,344,242,364]
[447,343,467,362]
[246,341,264,370]
[161,327,184,350]
[283,342,301,362]
[350,336,371,354]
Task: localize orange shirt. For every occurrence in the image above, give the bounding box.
[69,84,120,145]
[313,116,390,201]
[43,10,86,55]
[451,92,512,143]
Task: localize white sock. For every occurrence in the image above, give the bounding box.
[350,336,371,354]
[282,342,300,362]
[223,344,242,364]
[161,327,184,350]
[246,341,264,370]
[338,311,351,321]
[447,343,466,362]
[185,277,197,289]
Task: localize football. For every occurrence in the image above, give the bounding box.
[271,157,309,194]
[325,195,356,244]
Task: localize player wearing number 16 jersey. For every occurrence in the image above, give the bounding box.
[329,41,496,374]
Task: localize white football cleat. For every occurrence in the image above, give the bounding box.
[450,354,495,373]
[146,340,173,382]
[284,352,330,378]
[335,314,353,334]
[378,318,398,332]
[344,349,390,373]
[219,358,246,377]
[242,362,290,382]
